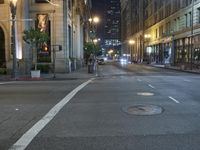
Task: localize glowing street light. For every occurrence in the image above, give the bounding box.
[89,16,100,24]
[129,39,135,63]
[144,34,151,39]
[93,39,98,43]
[108,49,114,54]
[93,16,100,23]
[89,16,100,43]
[129,40,135,45]
[10,0,18,79]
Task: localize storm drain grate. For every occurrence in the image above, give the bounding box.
[123,105,163,116]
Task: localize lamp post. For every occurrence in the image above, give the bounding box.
[87,16,100,74]
[10,0,18,79]
[89,16,100,42]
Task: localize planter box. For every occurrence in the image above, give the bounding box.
[31,70,40,78]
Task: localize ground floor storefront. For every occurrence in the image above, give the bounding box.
[144,35,200,70]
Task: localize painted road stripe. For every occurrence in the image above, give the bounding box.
[137,79,142,82]
[148,84,155,89]
[0,82,15,85]
[183,79,191,82]
[168,96,180,104]
[9,78,94,150]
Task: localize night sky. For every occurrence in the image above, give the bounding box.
[91,0,106,41]
[91,0,106,15]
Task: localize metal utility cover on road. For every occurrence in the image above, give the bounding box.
[123,105,163,116]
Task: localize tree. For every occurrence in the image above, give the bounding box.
[23,28,49,71]
[84,42,100,64]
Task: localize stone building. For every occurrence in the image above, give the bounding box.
[121,0,200,68]
[121,0,144,62]
[104,0,121,56]
[0,0,91,75]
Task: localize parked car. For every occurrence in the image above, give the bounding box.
[97,58,105,65]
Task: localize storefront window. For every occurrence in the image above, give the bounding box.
[36,14,51,63]
[193,35,200,65]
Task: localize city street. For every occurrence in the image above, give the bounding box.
[1,63,200,150]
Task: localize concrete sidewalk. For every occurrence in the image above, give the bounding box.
[0,67,96,81]
[151,64,200,74]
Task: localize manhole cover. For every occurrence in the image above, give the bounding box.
[137,92,154,96]
[123,105,163,115]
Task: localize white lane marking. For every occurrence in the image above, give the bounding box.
[168,96,180,104]
[0,81,16,85]
[148,84,155,89]
[9,78,94,150]
[183,79,191,82]
[137,79,142,82]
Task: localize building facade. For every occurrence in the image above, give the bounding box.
[104,0,121,57]
[121,0,144,62]
[121,0,200,69]
[0,0,91,75]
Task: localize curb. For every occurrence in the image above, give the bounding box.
[150,65,200,74]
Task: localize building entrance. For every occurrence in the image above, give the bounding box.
[0,27,5,67]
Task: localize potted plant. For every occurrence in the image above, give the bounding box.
[23,28,49,78]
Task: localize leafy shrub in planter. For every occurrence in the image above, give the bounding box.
[37,64,50,73]
[0,68,7,74]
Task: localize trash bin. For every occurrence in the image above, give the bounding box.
[88,64,94,73]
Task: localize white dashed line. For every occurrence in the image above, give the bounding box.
[9,78,94,150]
[137,79,142,82]
[0,81,16,85]
[183,79,191,82]
[168,96,180,104]
[148,84,155,89]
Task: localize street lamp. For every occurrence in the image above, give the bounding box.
[93,17,100,24]
[89,16,100,24]
[144,34,151,39]
[10,0,18,79]
[89,16,100,41]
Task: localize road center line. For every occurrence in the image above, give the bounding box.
[9,78,94,150]
[137,79,142,82]
[148,84,155,89]
[168,96,180,104]
[0,81,16,85]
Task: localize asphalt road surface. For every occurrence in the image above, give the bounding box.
[1,63,200,150]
